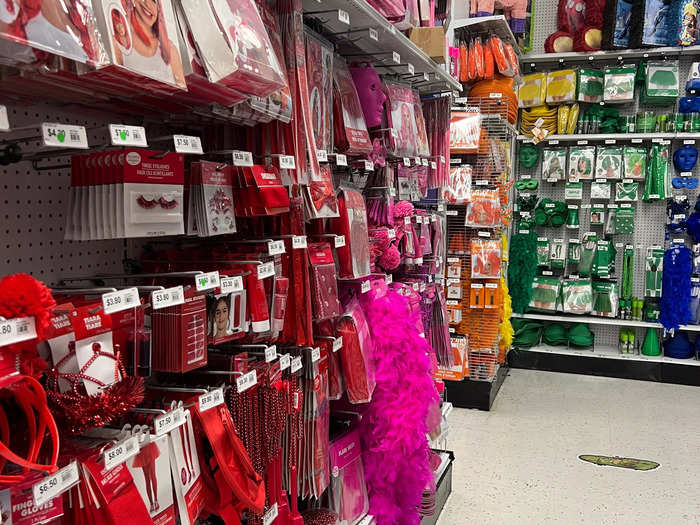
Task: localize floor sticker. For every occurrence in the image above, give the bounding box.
[579,455,660,471]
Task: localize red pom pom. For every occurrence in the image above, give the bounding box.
[574,27,602,51]
[379,245,401,271]
[545,32,574,53]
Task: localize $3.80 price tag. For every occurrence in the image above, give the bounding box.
[109,124,147,147]
[173,135,203,154]
[220,276,243,294]
[198,388,224,412]
[103,436,139,471]
[33,461,80,507]
[42,123,88,149]
[151,286,184,310]
[102,288,140,315]
[195,271,220,291]
[257,262,275,280]
[236,370,257,393]
[0,316,37,348]
[154,407,185,436]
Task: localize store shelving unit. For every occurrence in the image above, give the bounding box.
[512,312,700,332]
[517,133,682,143]
[451,15,520,54]
[522,46,700,65]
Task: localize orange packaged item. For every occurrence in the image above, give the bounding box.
[471,238,502,279]
[434,336,468,381]
[465,188,501,228]
[446,299,462,325]
[484,282,499,309]
[470,283,485,308]
[489,36,513,77]
[504,43,520,77]
[459,44,468,83]
[483,41,494,80]
[474,38,485,81]
[449,109,482,153]
[467,40,477,81]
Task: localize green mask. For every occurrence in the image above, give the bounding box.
[519,144,539,169]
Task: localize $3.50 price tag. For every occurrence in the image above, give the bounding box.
[333,336,343,352]
[0,316,37,348]
[103,436,139,471]
[102,288,140,315]
[173,135,203,154]
[236,370,257,393]
[232,150,254,167]
[279,354,291,371]
[195,271,220,292]
[154,407,185,436]
[109,124,147,147]
[290,356,302,373]
[198,388,224,412]
[220,276,243,294]
[33,461,80,507]
[151,286,184,310]
[42,123,88,149]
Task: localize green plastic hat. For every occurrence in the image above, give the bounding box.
[568,323,595,347]
[519,144,539,169]
[512,319,543,348]
[641,327,661,356]
[543,323,568,346]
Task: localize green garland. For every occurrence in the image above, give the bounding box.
[509,231,538,313]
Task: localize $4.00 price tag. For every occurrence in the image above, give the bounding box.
[109,124,147,147]
[102,288,140,315]
[33,461,80,507]
[0,316,37,348]
[195,271,220,292]
[220,276,243,294]
[42,123,88,149]
[237,370,257,393]
[232,150,254,167]
[198,388,224,412]
[154,407,185,436]
[173,135,203,154]
[103,436,139,471]
[151,286,184,310]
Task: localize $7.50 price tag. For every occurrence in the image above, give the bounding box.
[279,354,291,370]
[265,345,277,362]
[0,316,37,348]
[151,286,184,310]
[42,123,88,149]
[109,124,147,147]
[232,150,254,167]
[236,370,257,393]
[195,271,220,292]
[198,387,224,412]
[103,436,139,471]
[102,288,140,315]
[291,356,303,373]
[333,336,343,352]
[154,407,185,436]
[220,276,243,294]
[173,135,203,154]
[33,461,80,507]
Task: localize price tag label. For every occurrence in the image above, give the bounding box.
[198,388,224,412]
[338,9,349,23]
[361,280,371,294]
[437,203,445,212]
[333,337,343,352]
[478,231,490,238]
[385,274,393,284]
[542,270,553,276]
[236,370,257,393]
[232,150,254,167]
[369,28,378,41]
[279,353,291,371]
[421,158,428,167]
[415,257,423,264]
[475,179,488,186]
[316,149,328,162]
[680,171,693,177]
[363,159,373,171]
[257,262,275,280]
[403,157,411,166]
[440,155,445,164]
[489,92,502,99]
[416,215,423,224]
[392,51,400,64]
[152,286,184,310]
[292,235,307,249]
[278,155,296,169]
[407,63,415,75]
[0,105,9,131]
[291,356,303,373]
[620,203,632,208]
[334,235,346,248]
[414,156,421,165]
[430,161,437,169]
[685,139,696,145]
[577,140,588,145]
[335,153,347,166]
[109,124,147,147]
[0,317,36,347]
[268,240,286,255]
[548,139,559,145]
[220,276,244,294]
[265,345,277,362]
[195,271,220,291]
[387,229,396,239]
[154,407,185,436]
[42,123,88,149]
[103,436,139,471]
[173,135,203,154]
[33,461,80,507]
[605,139,616,145]
[390,187,396,196]
[263,503,279,525]
[632,138,643,144]
[102,287,140,314]
[404,216,411,225]
[311,347,321,362]
[446,209,458,216]
[423,72,430,81]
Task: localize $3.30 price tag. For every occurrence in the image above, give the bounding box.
[334,235,346,248]
[290,356,303,373]
[42,123,88,149]
[279,354,291,370]
[236,370,257,393]
[151,286,184,310]
[198,388,224,412]
[268,240,286,255]
[33,461,80,507]
[220,276,243,294]
[333,336,343,352]
[195,271,220,292]
[232,150,254,167]
[265,345,277,362]
[0,316,37,348]
[173,135,203,154]
[109,124,147,147]
[103,436,139,471]
[102,288,140,315]
[292,235,307,249]
[154,407,185,436]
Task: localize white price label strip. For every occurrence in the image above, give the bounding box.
[361,280,371,293]
[421,158,428,166]
[198,388,224,412]
[316,149,328,162]
[151,286,184,310]
[291,356,303,373]
[363,159,373,171]
[0,105,9,131]
[407,63,414,75]
[292,235,307,249]
[278,155,296,169]
[338,9,349,24]
[279,353,291,371]
[109,124,147,147]
[385,274,393,284]
[0,317,37,348]
[265,345,277,362]
[195,271,220,291]
[333,336,343,352]
[334,235,346,248]
[392,51,400,63]
[173,135,203,154]
[311,346,321,362]
[430,161,437,169]
[42,123,88,149]
[33,461,80,507]
[257,262,275,279]
[414,156,421,165]
[102,287,140,315]
[154,407,185,436]
[263,503,279,525]
[403,157,411,166]
[268,240,286,255]
[103,436,139,471]
[232,150,254,167]
[369,28,378,41]
[387,229,396,239]
[335,153,347,166]
[236,370,257,393]
[220,276,244,294]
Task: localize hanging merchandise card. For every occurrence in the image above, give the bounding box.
[199,161,236,236]
[541,148,567,181]
[332,57,372,154]
[568,146,595,181]
[304,164,340,219]
[412,90,430,156]
[305,31,334,154]
[449,109,482,154]
[168,412,205,525]
[331,187,371,279]
[623,146,647,180]
[206,290,247,344]
[596,146,623,179]
[385,81,419,157]
[443,165,472,204]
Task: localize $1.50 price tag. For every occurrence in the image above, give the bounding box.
[292,235,307,249]
[279,354,291,370]
[173,135,203,154]
[0,316,37,348]
[278,155,296,169]
[268,240,286,255]
[151,286,184,310]
[334,235,346,248]
[232,150,254,167]
[33,461,80,507]
[257,262,275,280]
[102,288,140,315]
[236,370,257,393]
[103,436,139,471]
[291,356,302,373]
[42,123,88,149]
[154,407,185,436]
[333,336,343,352]
[109,124,147,147]
[220,276,243,294]
[265,345,277,362]
[198,388,224,412]
[195,271,220,291]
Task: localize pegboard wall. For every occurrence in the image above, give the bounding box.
[526,1,558,55]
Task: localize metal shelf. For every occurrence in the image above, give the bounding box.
[302,0,460,93]
[452,15,519,55]
[512,312,700,332]
[517,133,697,143]
[519,344,700,366]
[521,46,700,64]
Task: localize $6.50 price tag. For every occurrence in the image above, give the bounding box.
[154,407,185,436]
[199,388,224,412]
[103,436,139,471]
[102,288,140,315]
[33,461,80,507]
[151,286,184,310]
[0,316,37,348]
[109,124,147,147]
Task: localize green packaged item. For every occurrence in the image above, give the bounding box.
[577,69,604,103]
[560,278,593,314]
[615,182,639,201]
[512,318,543,348]
[579,233,598,276]
[529,276,561,312]
[591,181,611,200]
[642,144,670,201]
[550,238,566,269]
[568,323,594,347]
[592,239,616,278]
[565,181,583,200]
[592,281,619,317]
[536,237,550,267]
[543,324,568,346]
[590,204,606,226]
[635,111,657,132]
[615,205,635,234]
[541,148,566,181]
[620,115,635,133]
[692,113,700,133]
[605,205,617,235]
[604,66,636,104]
[596,147,623,179]
[645,247,664,298]
[566,205,580,229]
[568,146,595,181]
[642,61,679,105]
[655,114,668,132]
[568,239,582,265]
[519,144,539,169]
[623,146,647,180]
[535,199,567,227]
[621,245,635,300]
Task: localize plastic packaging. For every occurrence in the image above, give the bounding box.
[541,148,567,181]
[412,91,430,157]
[449,109,482,153]
[604,67,636,103]
[336,298,376,404]
[465,188,501,228]
[546,69,576,104]
[596,147,623,179]
[568,147,595,181]
[561,278,593,314]
[333,57,372,154]
[624,146,647,181]
[331,187,371,279]
[305,31,334,153]
[529,276,561,312]
[328,429,370,524]
[444,165,472,204]
[384,81,419,156]
[577,69,604,103]
[518,73,547,108]
[308,242,341,321]
[471,239,502,279]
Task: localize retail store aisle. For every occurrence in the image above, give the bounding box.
[437,369,700,524]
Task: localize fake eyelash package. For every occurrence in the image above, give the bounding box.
[332,57,372,154]
[412,91,430,157]
[187,161,237,237]
[331,187,372,279]
[328,429,370,524]
[384,81,419,157]
[305,31,334,153]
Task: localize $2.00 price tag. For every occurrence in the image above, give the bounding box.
[154,407,185,436]
[195,271,220,291]
[102,288,140,315]
[232,150,254,167]
[173,135,203,154]
[198,388,224,412]
[0,316,37,348]
[33,461,80,507]
[220,276,243,294]
[109,124,147,147]
[151,286,184,310]
[236,370,257,393]
[42,123,88,149]
[103,436,139,471]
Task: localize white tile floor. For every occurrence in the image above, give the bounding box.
[436,369,700,525]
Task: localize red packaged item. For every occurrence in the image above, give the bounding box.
[308,242,341,321]
[331,188,371,279]
[332,57,372,154]
[384,82,419,157]
[304,164,339,219]
[235,166,290,216]
[207,289,247,344]
[412,90,430,157]
[270,276,289,339]
[320,336,343,400]
[449,110,482,154]
[336,298,375,404]
[466,188,502,228]
[168,411,205,525]
[366,0,406,21]
[305,31,333,153]
[0,472,63,524]
[328,429,369,524]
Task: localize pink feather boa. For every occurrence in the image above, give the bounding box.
[359,289,439,525]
